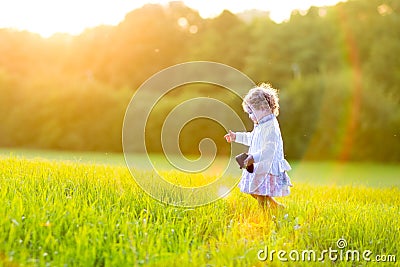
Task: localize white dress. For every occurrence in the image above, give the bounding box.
[235,114,293,196]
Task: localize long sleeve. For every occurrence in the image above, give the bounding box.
[234,131,253,146]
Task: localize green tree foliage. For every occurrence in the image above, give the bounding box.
[0,0,398,161]
[188,10,252,70]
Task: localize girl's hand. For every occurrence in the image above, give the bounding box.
[244,154,254,167]
[224,130,236,143]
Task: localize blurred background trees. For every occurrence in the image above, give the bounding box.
[0,0,399,161]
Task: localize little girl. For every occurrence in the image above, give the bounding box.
[224,83,292,210]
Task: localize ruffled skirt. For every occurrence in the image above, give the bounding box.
[238,171,293,197]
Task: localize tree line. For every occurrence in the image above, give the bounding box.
[0,0,399,161]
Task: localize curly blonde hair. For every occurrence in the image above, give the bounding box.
[242,83,280,116]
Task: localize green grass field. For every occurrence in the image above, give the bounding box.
[0,150,399,266]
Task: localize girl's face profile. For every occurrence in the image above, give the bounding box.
[245,104,271,124]
[248,110,257,123]
[246,106,262,123]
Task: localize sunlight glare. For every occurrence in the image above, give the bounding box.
[0,0,143,37]
[184,0,344,22]
[0,0,344,37]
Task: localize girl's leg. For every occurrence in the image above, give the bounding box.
[251,194,285,210]
[251,195,269,210]
[266,196,285,209]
